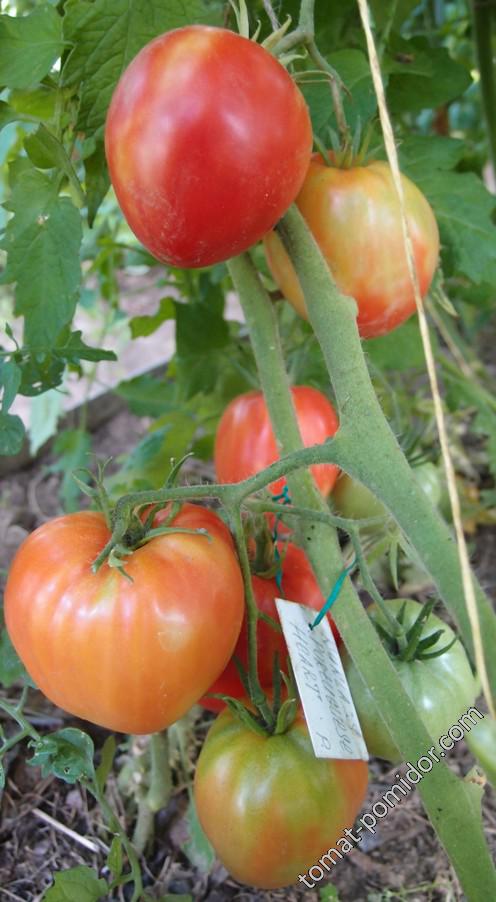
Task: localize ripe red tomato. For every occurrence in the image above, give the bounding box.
[215,386,339,497]
[105,26,312,268]
[195,709,368,888]
[4,505,244,734]
[264,158,439,338]
[202,542,339,711]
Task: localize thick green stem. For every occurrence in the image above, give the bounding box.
[472,0,496,173]
[146,732,171,813]
[226,251,496,899]
[277,204,496,699]
[227,255,340,594]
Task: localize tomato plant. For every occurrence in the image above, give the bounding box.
[215,386,339,496]
[264,159,439,338]
[4,504,244,734]
[202,542,339,711]
[105,25,312,268]
[194,708,368,888]
[342,599,479,762]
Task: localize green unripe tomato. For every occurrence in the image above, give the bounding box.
[333,462,441,523]
[342,599,479,763]
[465,717,496,790]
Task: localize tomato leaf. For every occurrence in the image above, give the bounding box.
[82,140,110,227]
[366,319,429,371]
[42,865,108,902]
[50,428,92,512]
[9,86,58,120]
[95,734,117,794]
[182,791,216,873]
[397,135,465,177]
[395,137,496,287]
[0,626,32,688]
[0,167,82,346]
[0,412,25,455]
[0,100,18,132]
[302,49,376,136]
[61,0,223,138]
[29,389,64,456]
[0,359,21,412]
[129,297,175,339]
[0,7,64,91]
[385,37,472,112]
[174,292,230,399]
[115,374,175,418]
[29,728,96,784]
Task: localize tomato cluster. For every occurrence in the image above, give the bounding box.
[105,26,438,339]
[4,20,453,892]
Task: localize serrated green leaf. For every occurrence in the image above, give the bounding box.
[129,297,175,338]
[0,359,21,412]
[386,38,472,113]
[56,329,117,364]
[9,86,58,120]
[175,293,229,399]
[24,126,84,209]
[43,865,108,902]
[302,49,376,136]
[392,135,496,289]
[0,7,64,91]
[0,411,25,455]
[115,374,176,417]
[83,141,109,226]
[17,351,65,397]
[62,0,223,138]
[366,318,432,370]
[30,728,95,785]
[0,100,17,131]
[397,135,465,179]
[1,168,82,346]
[417,171,496,285]
[182,791,215,873]
[369,0,417,29]
[0,626,31,688]
[114,415,197,490]
[29,388,64,455]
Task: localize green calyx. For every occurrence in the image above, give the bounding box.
[373,598,458,663]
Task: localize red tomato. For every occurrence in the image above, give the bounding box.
[4,505,244,734]
[202,542,339,711]
[264,158,439,338]
[105,26,312,268]
[195,708,368,888]
[215,386,339,497]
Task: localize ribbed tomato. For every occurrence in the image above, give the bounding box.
[215,386,339,497]
[195,709,368,888]
[201,542,339,711]
[264,158,439,338]
[4,505,244,734]
[105,26,312,267]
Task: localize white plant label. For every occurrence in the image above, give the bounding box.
[275,598,368,760]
